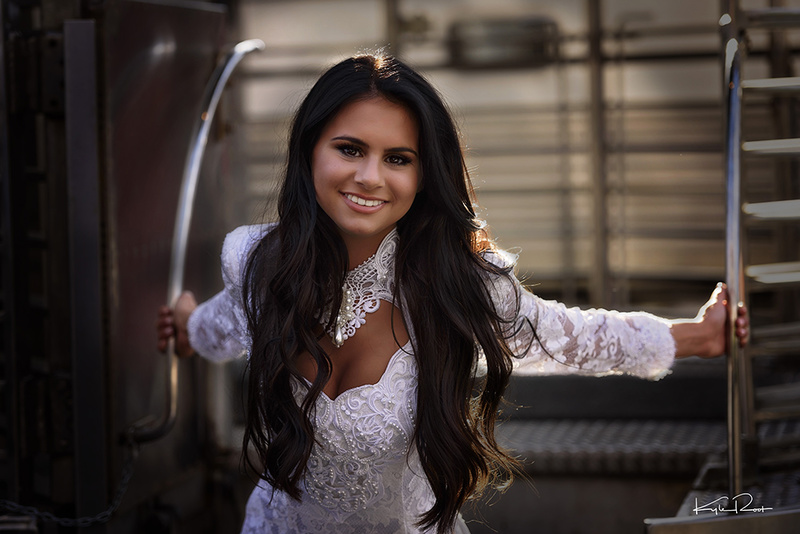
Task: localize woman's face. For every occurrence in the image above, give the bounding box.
[312,96,419,259]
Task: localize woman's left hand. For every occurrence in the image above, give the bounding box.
[672,283,749,359]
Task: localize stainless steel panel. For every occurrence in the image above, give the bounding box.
[101,0,231,519]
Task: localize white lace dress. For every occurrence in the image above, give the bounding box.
[187,225,676,534]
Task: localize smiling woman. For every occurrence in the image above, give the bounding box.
[312,96,420,267]
[156,52,748,534]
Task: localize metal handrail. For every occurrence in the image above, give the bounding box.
[721,0,744,498]
[127,38,265,443]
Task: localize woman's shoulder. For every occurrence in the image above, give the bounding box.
[221,223,276,287]
[480,244,518,270]
[222,223,275,254]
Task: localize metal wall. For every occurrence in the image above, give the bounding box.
[102,1,233,530]
[1,0,246,532]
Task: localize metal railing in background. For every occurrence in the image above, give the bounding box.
[720,0,744,499]
[126,38,264,444]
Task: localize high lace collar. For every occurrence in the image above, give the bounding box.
[321,228,399,347]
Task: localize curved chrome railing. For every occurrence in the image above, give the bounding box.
[127,38,265,443]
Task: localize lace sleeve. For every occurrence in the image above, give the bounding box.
[187,224,274,362]
[482,250,675,380]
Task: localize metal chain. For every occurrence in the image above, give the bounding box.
[0,438,139,527]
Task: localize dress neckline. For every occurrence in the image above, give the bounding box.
[301,339,413,402]
[320,228,399,347]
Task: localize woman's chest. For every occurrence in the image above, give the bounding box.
[297,302,411,399]
[295,346,417,456]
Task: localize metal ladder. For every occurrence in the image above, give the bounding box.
[722,0,800,499]
[644,2,800,532]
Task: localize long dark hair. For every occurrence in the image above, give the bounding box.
[241,53,524,533]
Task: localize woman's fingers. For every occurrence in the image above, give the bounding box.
[157,306,175,353]
[156,295,197,357]
[717,288,749,349]
[703,283,750,354]
[735,302,749,347]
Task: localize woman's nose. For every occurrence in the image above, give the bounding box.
[354,157,382,189]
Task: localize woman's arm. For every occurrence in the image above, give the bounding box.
[485,263,749,378]
[155,223,274,362]
[670,283,749,359]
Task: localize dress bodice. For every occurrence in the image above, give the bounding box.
[242,342,444,534]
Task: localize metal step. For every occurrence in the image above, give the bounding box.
[745,8,800,29]
[758,419,800,449]
[496,419,726,476]
[742,76,800,93]
[743,199,800,221]
[742,138,800,156]
[745,262,800,285]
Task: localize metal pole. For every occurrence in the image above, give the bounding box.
[720,0,744,498]
[0,0,19,508]
[386,0,401,56]
[588,0,610,307]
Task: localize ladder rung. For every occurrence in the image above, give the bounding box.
[745,8,800,29]
[743,199,800,220]
[755,382,800,419]
[742,76,800,93]
[749,321,800,356]
[748,342,800,357]
[756,382,800,403]
[752,322,800,339]
[746,262,800,284]
[742,138,800,155]
[755,407,800,421]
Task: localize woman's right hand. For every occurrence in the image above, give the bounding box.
[157,291,198,358]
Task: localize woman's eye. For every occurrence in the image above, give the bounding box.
[386,154,411,166]
[337,144,361,157]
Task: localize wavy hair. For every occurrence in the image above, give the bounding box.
[241,53,525,533]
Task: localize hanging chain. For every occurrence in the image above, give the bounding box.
[0,437,139,528]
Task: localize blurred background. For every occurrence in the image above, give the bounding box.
[1,0,799,533]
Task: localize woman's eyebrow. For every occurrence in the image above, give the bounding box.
[332,135,418,157]
[388,146,419,157]
[331,135,366,146]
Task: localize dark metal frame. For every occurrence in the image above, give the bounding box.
[64,19,109,532]
[0,0,20,509]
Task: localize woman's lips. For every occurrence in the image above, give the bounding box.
[342,192,387,211]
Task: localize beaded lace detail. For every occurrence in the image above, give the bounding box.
[298,343,419,522]
[320,228,398,347]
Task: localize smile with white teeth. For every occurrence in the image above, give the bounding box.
[345,193,385,207]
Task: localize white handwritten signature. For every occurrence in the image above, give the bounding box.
[694,493,774,515]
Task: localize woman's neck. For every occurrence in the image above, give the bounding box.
[342,227,395,269]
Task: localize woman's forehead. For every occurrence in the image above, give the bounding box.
[321,97,419,147]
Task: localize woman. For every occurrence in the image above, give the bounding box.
[157,53,749,534]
